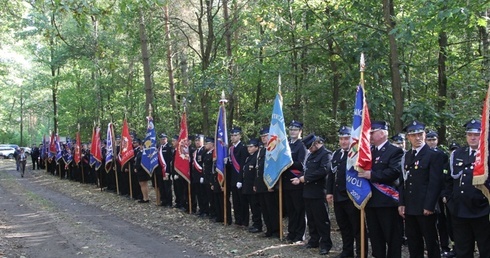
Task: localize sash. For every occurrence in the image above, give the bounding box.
[158,145,167,177]
[372,182,399,201]
[290,169,302,177]
[230,145,240,173]
[193,149,203,173]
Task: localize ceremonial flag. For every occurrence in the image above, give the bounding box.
[55,134,63,162]
[62,140,73,165]
[174,112,191,183]
[141,116,158,176]
[474,83,490,196]
[90,125,102,170]
[74,132,81,164]
[118,119,134,167]
[214,105,228,186]
[346,85,372,209]
[105,122,115,172]
[49,132,56,158]
[264,93,293,189]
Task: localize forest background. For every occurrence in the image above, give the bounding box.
[0,0,489,150]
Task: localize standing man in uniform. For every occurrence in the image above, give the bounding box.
[31,144,40,170]
[398,121,443,258]
[426,130,455,257]
[203,137,217,220]
[444,119,490,258]
[291,134,333,256]
[241,138,262,233]
[282,120,306,243]
[227,127,248,226]
[158,134,173,207]
[359,120,403,258]
[255,126,280,238]
[327,126,367,258]
[191,134,207,215]
[390,134,406,151]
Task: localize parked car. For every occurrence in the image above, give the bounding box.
[0,146,16,159]
[22,147,32,155]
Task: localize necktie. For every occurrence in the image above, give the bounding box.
[411,149,417,162]
[471,150,476,157]
[340,150,345,160]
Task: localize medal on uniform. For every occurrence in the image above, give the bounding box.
[414,160,419,170]
[375,156,380,164]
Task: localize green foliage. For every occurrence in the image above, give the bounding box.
[0,0,489,146]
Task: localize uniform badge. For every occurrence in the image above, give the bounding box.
[414,160,419,170]
[375,156,380,164]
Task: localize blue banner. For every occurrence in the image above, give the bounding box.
[141,117,158,176]
[105,123,114,172]
[214,105,228,186]
[55,134,63,162]
[264,93,293,189]
[346,85,372,209]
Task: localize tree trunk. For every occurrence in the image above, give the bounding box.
[138,8,154,116]
[437,31,448,145]
[163,5,178,128]
[254,25,264,113]
[223,0,234,129]
[383,0,403,132]
[480,10,490,84]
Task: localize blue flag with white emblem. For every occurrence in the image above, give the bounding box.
[214,105,228,186]
[105,123,115,172]
[141,117,158,176]
[264,93,293,189]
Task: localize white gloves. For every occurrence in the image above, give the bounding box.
[174,174,179,180]
[200,177,204,184]
[236,182,242,189]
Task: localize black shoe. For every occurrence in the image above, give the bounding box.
[248,227,262,233]
[334,253,354,258]
[138,199,149,203]
[319,248,329,255]
[303,243,319,249]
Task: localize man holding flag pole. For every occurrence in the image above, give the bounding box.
[354,54,403,258]
[263,75,295,241]
[174,101,192,213]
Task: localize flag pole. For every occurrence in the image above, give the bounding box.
[278,74,284,241]
[220,90,228,226]
[359,53,366,258]
[112,122,120,195]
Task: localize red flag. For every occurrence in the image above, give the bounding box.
[118,119,134,167]
[49,132,56,154]
[474,84,490,185]
[174,111,190,183]
[90,125,102,168]
[74,132,81,164]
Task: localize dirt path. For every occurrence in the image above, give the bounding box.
[0,160,209,258]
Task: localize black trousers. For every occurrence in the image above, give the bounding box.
[304,198,332,250]
[365,206,402,258]
[257,191,279,235]
[452,214,490,258]
[31,157,39,170]
[231,186,244,225]
[284,189,306,241]
[405,214,440,258]
[196,181,209,214]
[334,200,368,257]
[437,198,453,250]
[242,193,262,229]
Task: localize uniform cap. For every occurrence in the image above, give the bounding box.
[195,134,205,140]
[259,126,270,136]
[205,137,214,143]
[159,133,168,139]
[449,142,460,151]
[289,120,303,129]
[338,126,351,137]
[247,138,260,147]
[371,121,389,132]
[403,120,425,135]
[426,130,438,139]
[172,135,179,140]
[464,119,481,133]
[230,127,242,135]
[390,133,405,143]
